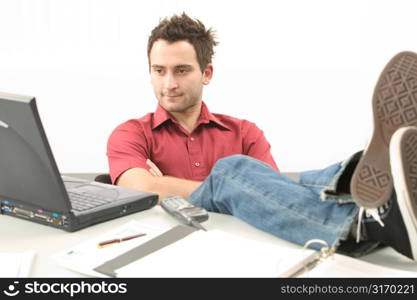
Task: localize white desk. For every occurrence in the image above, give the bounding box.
[1,204,417,277]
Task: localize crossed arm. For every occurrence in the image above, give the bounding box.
[116,159,202,202]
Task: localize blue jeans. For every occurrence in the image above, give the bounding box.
[188,154,361,252]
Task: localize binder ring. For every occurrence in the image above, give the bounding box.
[303,239,335,259]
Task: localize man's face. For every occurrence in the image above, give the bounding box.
[149,39,212,113]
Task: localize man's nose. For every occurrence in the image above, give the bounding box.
[163,74,179,90]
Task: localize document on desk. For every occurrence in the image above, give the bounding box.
[113,231,417,278]
[305,253,417,277]
[0,251,36,277]
[278,249,417,278]
[54,220,417,278]
[53,221,167,277]
[115,229,292,277]
[54,221,294,277]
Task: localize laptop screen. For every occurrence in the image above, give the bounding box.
[0,92,71,213]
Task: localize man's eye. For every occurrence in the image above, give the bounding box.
[177,69,188,74]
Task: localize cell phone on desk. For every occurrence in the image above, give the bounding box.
[160,196,208,231]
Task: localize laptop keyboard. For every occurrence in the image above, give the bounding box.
[68,191,114,211]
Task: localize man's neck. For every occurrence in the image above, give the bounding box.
[170,101,202,133]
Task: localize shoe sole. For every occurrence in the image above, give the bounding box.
[351,51,417,208]
[390,126,417,260]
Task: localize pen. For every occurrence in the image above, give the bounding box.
[97,233,146,248]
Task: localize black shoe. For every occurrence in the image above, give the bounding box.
[361,126,417,261]
[351,51,417,208]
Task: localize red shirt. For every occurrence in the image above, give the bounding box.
[107,102,279,183]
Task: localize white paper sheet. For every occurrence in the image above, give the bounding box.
[52,221,166,277]
[277,247,417,278]
[116,229,294,277]
[116,230,417,278]
[304,253,417,277]
[54,221,417,278]
[0,251,36,277]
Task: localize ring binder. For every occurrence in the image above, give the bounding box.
[279,239,335,278]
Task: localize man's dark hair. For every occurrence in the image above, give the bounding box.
[147,12,218,72]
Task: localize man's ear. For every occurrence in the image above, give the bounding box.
[203,64,213,85]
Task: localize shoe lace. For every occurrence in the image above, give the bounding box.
[356,206,385,243]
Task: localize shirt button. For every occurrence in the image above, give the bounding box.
[194,162,200,167]
[190,137,195,141]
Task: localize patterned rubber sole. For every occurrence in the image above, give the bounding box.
[376,53,417,142]
[351,51,417,208]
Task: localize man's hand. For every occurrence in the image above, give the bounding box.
[146,159,163,177]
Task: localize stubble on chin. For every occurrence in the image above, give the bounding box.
[158,98,186,113]
[160,97,202,114]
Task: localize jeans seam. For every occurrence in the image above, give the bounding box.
[331,208,359,248]
[300,183,328,188]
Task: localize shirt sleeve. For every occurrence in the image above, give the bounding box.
[106,120,150,184]
[241,120,280,172]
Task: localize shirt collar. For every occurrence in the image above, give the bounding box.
[151,101,231,131]
[152,104,172,129]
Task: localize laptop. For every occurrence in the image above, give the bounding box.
[0,91,158,232]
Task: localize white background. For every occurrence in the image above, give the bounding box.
[1,0,417,173]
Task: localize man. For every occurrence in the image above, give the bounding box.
[107,13,278,200]
[108,13,417,262]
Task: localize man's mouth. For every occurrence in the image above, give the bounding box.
[164,94,182,98]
